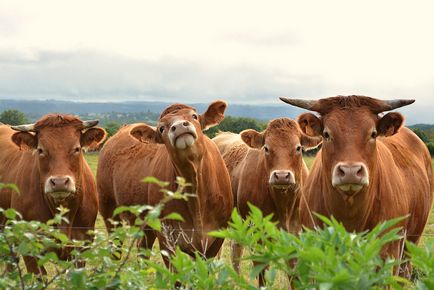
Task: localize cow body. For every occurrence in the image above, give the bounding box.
[213,118,321,286]
[280,95,433,265]
[97,101,233,259]
[0,115,106,274]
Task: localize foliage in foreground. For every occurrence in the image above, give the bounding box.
[0,180,433,289]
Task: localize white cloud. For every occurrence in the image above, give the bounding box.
[0,0,433,120]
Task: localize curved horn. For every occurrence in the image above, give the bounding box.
[82,120,99,128]
[376,99,415,112]
[279,97,320,112]
[10,123,35,132]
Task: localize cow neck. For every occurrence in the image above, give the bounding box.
[322,158,378,233]
[36,155,84,234]
[263,157,302,233]
[170,145,207,237]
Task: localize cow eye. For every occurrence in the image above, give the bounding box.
[296,145,302,153]
[371,130,377,139]
[263,145,269,153]
[74,147,81,154]
[159,126,165,133]
[323,131,330,140]
[37,148,44,155]
[192,114,198,120]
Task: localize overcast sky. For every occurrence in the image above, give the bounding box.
[0,0,433,122]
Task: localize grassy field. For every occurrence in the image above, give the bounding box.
[83,153,434,286]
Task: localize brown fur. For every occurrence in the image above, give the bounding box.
[296,96,433,265]
[0,114,106,274]
[97,101,233,262]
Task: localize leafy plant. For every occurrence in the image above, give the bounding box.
[406,239,434,289]
[1,180,432,289]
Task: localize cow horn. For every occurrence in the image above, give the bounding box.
[82,120,99,128]
[279,97,320,112]
[377,99,415,112]
[10,123,35,132]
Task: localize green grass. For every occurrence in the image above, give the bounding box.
[303,155,315,169]
[84,153,99,174]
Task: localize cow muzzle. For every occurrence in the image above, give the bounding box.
[169,120,198,150]
[44,176,76,199]
[269,170,296,190]
[332,162,369,194]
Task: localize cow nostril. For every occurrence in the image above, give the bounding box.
[273,172,279,179]
[183,121,189,127]
[50,179,56,186]
[64,178,70,186]
[171,126,176,132]
[285,173,290,179]
[338,166,345,176]
[356,166,364,176]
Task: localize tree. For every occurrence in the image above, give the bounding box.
[205,116,267,138]
[411,128,429,143]
[0,109,29,125]
[104,121,122,137]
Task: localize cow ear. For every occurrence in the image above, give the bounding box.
[300,133,322,151]
[240,129,264,149]
[297,113,323,137]
[81,128,107,149]
[200,100,227,130]
[11,132,37,149]
[377,112,404,137]
[130,124,162,144]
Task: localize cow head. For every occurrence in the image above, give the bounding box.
[240,118,321,191]
[11,115,106,200]
[130,100,227,158]
[280,95,414,198]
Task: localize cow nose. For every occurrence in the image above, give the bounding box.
[269,170,295,188]
[170,121,190,132]
[332,162,369,192]
[48,176,72,191]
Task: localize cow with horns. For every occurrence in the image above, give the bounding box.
[280,95,433,275]
[0,114,107,274]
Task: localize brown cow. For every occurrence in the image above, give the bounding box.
[213,118,321,286]
[0,114,106,274]
[280,95,433,275]
[97,101,233,264]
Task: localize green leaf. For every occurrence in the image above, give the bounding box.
[146,218,162,232]
[113,206,136,217]
[4,208,17,219]
[142,176,170,187]
[250,263,267,280]
[163,212,184,222]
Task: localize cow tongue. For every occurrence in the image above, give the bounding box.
[175,134,195,150]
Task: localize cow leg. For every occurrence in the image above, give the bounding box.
[253,261,268,288]
[156,239,183,289]
[231,241,243,273]
[137,227,157,258]
[23,256,47,276]
[204,237,224,259]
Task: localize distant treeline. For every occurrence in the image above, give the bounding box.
[409,124,434,156]
[1,108,433,155]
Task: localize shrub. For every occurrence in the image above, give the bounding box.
[0,180,432,289]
